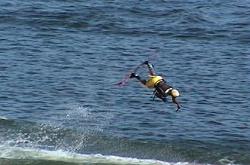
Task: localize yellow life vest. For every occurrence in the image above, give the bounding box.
[145,75,163,88]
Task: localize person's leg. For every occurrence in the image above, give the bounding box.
[154,90,167,102]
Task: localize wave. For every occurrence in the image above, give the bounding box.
[0,117,245,165]
[0,146,208,165]
[0,116,8,120]
[1,0,249,43]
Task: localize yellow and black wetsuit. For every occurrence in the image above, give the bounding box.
[145,75,163,88]
[144,75,173,102]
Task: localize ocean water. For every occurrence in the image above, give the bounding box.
[0,0,250,165]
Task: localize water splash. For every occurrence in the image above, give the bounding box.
[0,146,211,165]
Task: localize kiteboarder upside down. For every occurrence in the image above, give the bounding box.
[130,61,181,111]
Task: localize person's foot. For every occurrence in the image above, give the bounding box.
[129,72,138,78]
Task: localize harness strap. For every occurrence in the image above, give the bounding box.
[165,88,173,95]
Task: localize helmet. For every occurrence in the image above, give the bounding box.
[171,89,180,97]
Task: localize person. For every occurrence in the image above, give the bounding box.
[130,61,181,111]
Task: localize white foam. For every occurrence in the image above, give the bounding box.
[0,116,8,120]
[0,145,206,165]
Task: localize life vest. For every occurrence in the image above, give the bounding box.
[145,75,163,88]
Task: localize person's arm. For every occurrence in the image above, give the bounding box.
[130,73,147,85]
[172,96,181,111]
[143,61,156,76]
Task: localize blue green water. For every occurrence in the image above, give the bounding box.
[0,0,250,165]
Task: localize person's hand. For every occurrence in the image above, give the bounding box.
[129,72,137,78]
[176,105,181,112]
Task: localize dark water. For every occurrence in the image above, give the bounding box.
[0,0,250,165]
